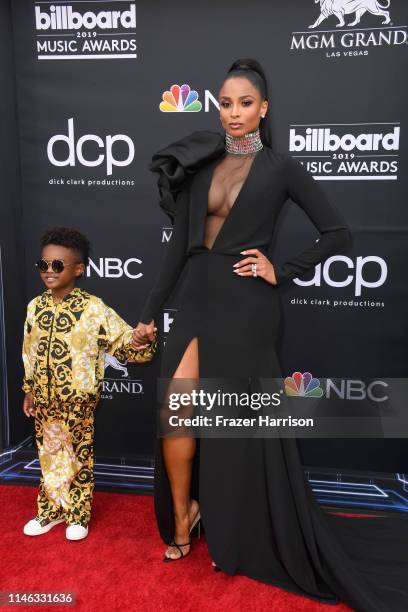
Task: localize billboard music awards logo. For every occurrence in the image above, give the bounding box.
[290,0,407,58]
[102,354,143,400]
[34,1,137,60]
[289,122,400,179]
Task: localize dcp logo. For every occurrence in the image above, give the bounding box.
[47,118,135,175]
[295,254,388,296]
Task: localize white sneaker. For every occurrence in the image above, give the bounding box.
[23,517,64,536]
[66,524,88,541]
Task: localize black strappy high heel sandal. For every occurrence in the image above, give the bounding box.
[163,540,192,562]
[163,503,201,562]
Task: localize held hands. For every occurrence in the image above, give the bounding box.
[233,249,277,285]
[132,320,157,349]
[23,392,35,417]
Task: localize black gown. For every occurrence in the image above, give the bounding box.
[139,130,408,611]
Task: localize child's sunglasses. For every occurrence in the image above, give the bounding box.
[35,259,77,273]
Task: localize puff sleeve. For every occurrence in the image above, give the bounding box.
[138,130,225,324]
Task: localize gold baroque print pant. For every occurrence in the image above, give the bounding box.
[34,402,95,527]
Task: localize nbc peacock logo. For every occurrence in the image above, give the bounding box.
[159,84,202,112]
[284,371,323,397]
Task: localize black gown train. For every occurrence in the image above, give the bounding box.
[139,130,408,612]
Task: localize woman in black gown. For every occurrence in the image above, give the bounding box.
[133,59,408,611]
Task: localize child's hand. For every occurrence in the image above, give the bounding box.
[132,321,156,349]
[23,392,35,417]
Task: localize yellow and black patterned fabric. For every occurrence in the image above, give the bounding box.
[22,287,156,526]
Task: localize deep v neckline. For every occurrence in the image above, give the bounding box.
[203,147,263,251]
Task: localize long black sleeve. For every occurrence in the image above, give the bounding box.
[139,187,189,324]
[274,156,351,285]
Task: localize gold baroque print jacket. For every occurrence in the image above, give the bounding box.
[22,287,156,407]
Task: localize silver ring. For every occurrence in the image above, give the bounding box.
[251,263,257,277]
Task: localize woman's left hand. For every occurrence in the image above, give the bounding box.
[233,249,277,285]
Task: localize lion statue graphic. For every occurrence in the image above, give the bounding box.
[104,354,129,378]
[309,0,391,29]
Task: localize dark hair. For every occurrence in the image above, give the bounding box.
[41,227,91,266]
[223,58,272,147]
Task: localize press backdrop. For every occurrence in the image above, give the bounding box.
[2,0,408,471]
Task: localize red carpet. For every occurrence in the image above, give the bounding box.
[0,485,351,612]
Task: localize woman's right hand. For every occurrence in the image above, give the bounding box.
[23,392,35,417]
[132,320,157,349]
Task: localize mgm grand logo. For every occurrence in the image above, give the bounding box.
[291,0,407,57]
[101,354,143,399]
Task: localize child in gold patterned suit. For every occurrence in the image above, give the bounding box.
[22,227,156,541]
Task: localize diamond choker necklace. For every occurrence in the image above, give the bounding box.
[225,128,263,155]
